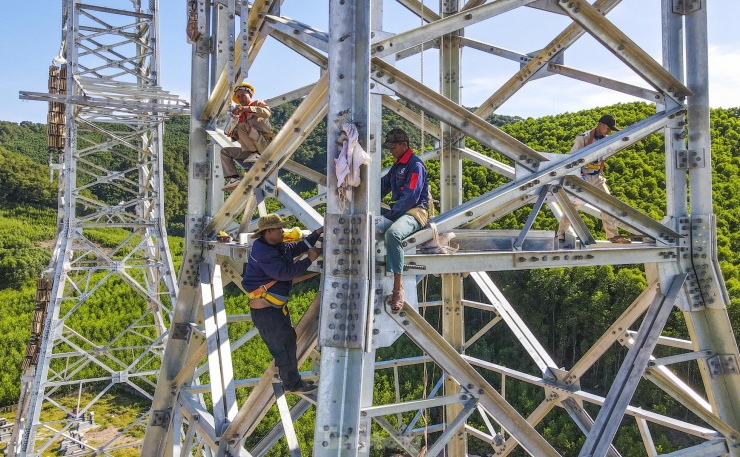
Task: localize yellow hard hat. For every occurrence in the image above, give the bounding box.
[232,82,255,103]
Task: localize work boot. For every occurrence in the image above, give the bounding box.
[389,289,404,313]
[221,176,242,191]
[286,380,317,395]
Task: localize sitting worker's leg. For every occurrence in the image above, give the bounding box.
[221,146,248,179]
[221,146,254,191]
[384,214,422,312]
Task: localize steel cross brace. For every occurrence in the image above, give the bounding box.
[388,302,562,456]
[407,108,684,247]
[558,0,692,104]
[579,274,687,457]
[560,175,682,244]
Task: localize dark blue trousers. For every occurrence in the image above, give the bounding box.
[250,306,301,390]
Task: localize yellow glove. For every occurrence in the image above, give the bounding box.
[282,227,303,242]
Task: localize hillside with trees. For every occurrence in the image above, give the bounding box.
[0,103,738,455]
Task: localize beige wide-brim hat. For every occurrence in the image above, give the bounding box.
[251,213,287,239]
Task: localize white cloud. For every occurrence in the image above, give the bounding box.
[708,45,740,109]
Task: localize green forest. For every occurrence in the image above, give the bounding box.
[0,102,739,456]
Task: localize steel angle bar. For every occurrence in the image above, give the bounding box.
[424,399,478,457]
[560,399,623,457]
[466,424,497,446]
[275,178,324,230]
[636,417,658,457]
[495,400,563,457]
[396,0,441,22]
[179,392,219,450]
[404,246,679,274]
[545,63,663,103]
[371,58,546,168]
[642,365,740,441]
[199,263,234,433]
[265,83,316,108]
[458,148,515,179]
[552,184,597,246]
[242,193,328,233]
[659,440,729,457]
[179,407,199,457]
[514,185,551,250]
[363,393,472,418]
[649,350,712,367]
[460,36,530,63]
[382,95,442,140]
[263,15,328,52]
[239,0,250,80]
[372,415,421,455]
[251,398,313,457]
[559,0,692,102]
[220,261,249,294]
[19,91,189,114]
[373,0,539,59]
[471,0,622,122]
[270,30,329,69]
[388,306,561,456]
[465,316,503,350]
[282,161,327,187]
[471,272,557,371]
[77,3,153,19]
[271,384,302,456]
[461,0,489,11]
[526,0,569,14]
[204,74,328,235]
[410,107,682,246]
[228,0,237,89]
[564,279,661,386]
[462,299,502,312]
[394,39,440,61]
[461,192,540,229]
[561,175,682,244]
[476,403,502,442]
[402,376,446,438]
[580,274,687,457]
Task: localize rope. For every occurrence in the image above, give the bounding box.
[427,221,459,254]
[418,4,431,454]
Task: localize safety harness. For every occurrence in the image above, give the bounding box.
[248,272,320,314]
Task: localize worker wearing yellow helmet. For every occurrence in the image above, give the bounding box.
[221,82,274,191]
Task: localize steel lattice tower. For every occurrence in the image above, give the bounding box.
[137,0,740,457]
[9,1,188,455]
[10,0,733,456]
[142,0,740,456]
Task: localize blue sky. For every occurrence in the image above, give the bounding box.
[1,1,738,124]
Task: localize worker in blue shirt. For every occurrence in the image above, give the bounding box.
[243,213,323,394]
[377,128,429,313]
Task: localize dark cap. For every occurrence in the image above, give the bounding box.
[383,128,409,149]
[598,114,620,131]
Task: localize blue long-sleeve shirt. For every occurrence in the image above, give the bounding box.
[380,148,429,221]
[242,230,321,298]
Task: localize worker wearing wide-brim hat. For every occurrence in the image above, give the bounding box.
[242,214,324,394]
[221,82,274,191]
